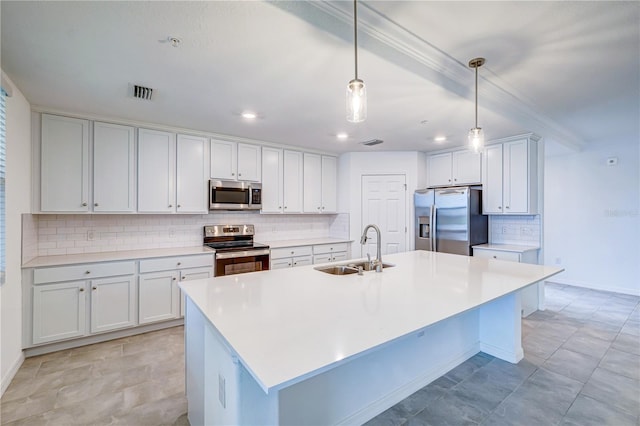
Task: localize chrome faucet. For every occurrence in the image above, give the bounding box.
[360,224,383,272]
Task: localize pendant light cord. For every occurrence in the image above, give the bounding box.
[354,0,359,79]
[474,65,478,128]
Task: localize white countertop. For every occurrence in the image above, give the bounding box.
[472,244,540,253]
[23,246,215,268]
[179,250,562,392]
[264,237,352,249]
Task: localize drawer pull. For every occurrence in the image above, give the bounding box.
[493,255,497,259]
[82,202,87,207]
[177,262,182,266]
[92,286,97,290]
[172,277,177,281]
[85,271,91,274]
[94,203,99,207]
[79,288,85,292]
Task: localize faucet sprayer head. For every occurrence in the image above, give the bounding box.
[360,234,368,245]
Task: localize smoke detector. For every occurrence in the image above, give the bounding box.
[131,84,153,100]
[360,139,384,147]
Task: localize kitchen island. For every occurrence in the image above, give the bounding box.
[179,250,562,425]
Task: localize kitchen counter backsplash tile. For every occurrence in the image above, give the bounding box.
[490,215,541,245]
[31,213,349,257]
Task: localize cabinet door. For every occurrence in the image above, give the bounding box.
[138,129,175,213]
[483,144,504,214]
[139,271,180,324]
[504,140,529,214]
[452,150,481,185]
[33,281,87,344]
[283,150,303,213]
[292,255,313,267]
[261,147,283,213]
[210,139,237,180]
[473,249,520,262]
[237,143,261,182]
[426,153,452,187]
[179,267,213,317]
[271,258,292,269]
[176,134,208,213]
[321,155,337,213]
[303,153,322,213]
[331,252,348,263]
[90,275,136,333]
[40,114,90,212]
[93,122,135,212]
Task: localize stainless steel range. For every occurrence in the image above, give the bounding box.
[204,225,270,276]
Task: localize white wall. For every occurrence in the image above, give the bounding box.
[544,139,640,295]
[1,72,31,394]
[338,151,426,256]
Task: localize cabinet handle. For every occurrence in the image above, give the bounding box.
[288,262,292,267]
[290,251,294,254]
[498,206,502,209]
[506,206,510,209]
[238,173,242,177]
[493,255,497,259]
[92,286,97,290]
[284,206,287,209]
[454,179,457,182]
[169,204,173,208]
[321,206,325,210]
[231,173,235,176]
[85,270,90,274]
[317,206,321,210]
[448,179,451,182]
[293,262,297,266]
[172,277,177,281]
[79,288,85,292]
[82,202,87,207]
[94,203,99,207]
[177,204,181,208]
[177,262,182,266]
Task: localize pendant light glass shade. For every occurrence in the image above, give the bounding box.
[347,78,367,123]
[468,127,484,153]
[346,0,366,123]
[468,57,485,153]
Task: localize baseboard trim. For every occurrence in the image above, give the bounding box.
[337,344,480,426]
[547,278,640,297]
[24,319,184,357]
[480,342,523,364]
[1,351,25,396]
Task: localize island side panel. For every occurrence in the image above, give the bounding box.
[185,298,205,426]
[278,309,481,426]
[478,291,524,363]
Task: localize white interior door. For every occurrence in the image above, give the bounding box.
[361,175,407,257]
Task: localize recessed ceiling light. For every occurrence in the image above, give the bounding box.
[336,132,348,140]
[241,112,257,119]
[434,136,447,143]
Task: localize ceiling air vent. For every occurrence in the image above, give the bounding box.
[361,139,384,147]
[132,84,153,100]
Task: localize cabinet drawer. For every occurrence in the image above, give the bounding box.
[313,243,348,255]
[270,246,312,259]
[292,256,313,267]
[33,261,135,284]
[473,249,520,262]
[139,254,214,273]
[313,254,334,264]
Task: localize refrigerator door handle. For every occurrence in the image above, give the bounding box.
[431,205,437,252]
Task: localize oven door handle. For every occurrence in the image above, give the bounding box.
[215,248,271,260]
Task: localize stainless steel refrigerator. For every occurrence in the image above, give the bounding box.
[414,186,488,256]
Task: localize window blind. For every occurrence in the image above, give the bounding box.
[0,88,6,284]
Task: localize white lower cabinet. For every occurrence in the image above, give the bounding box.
[473,246,540,316]
[90,275,136,333]
[32,281,88,345]
[270,246,313,269]
[30,260,136,345]
[312,243,349,264]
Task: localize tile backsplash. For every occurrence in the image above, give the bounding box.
[489,215,541,245]
[27,212,350,258]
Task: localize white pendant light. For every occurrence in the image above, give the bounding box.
[468,57,485,152]
[346,0,367,123]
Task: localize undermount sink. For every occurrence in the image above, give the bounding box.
[314,261,395,275]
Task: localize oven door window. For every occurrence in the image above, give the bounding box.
[212,187,249,205]
[216,255,270,276]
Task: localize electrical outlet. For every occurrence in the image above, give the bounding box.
[521,227,532,236]
[87,230,95,241]
[502,226,509,234]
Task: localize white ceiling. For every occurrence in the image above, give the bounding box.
[1,1,638,155]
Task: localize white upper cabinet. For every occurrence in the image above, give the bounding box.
[138,129,176,213]
[261,147,283,213]
[261,148,303,214]
[93,122,135,212]
[427,149,481,188]
[283,150,303,213]
[40,114,90,212]
[303,153,337,213]
[482,135,539,215]
[211,140,261,182]
[176,134,208,213]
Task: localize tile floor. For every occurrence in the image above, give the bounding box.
[1,283,639,425]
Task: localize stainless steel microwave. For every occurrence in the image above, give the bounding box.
[209,180,262,210]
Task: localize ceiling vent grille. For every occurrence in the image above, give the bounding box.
[133,84,153,100]
[361,139,384,147]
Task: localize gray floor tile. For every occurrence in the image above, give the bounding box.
[443,353,493,384]
[581,367,640,417]
[363,405,409,426]
[391,385,447,417]
[561,332,611,359]
[573,321,620,342]
[410,393,484,426]
[621,320,640,337]
[611,332,640,356]
[522,332,565,359]
[542,348,600,383]
[599,347,640,381]
[561,394,638,426]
